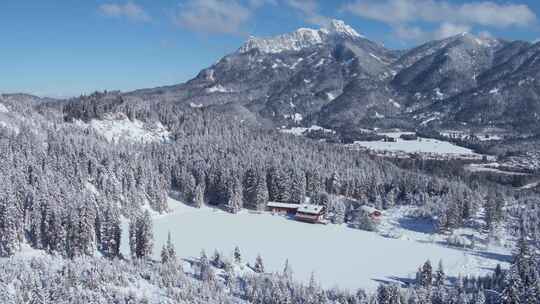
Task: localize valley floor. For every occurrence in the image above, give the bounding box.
[121,198,511,291]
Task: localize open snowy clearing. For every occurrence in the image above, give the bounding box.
[465,163,530,176]
[75,113,171,143]
[280,125,335,136]
[121,199,510,291]
[354,132,476,155]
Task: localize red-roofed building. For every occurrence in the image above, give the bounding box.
[295,204,326,224]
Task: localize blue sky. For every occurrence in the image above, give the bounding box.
[1,0,539,97]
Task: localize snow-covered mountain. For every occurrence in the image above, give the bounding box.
[126,20,400,129]
[91,20,540,137]
[239,20,363,54]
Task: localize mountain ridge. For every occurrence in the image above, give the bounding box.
[6,20,539,139]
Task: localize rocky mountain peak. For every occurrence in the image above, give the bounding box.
[238,19,363,54]
[322,19,363,38]
[446,32,500,48]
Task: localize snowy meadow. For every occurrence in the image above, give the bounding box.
[122,198,510,291]
[353,132,476,155]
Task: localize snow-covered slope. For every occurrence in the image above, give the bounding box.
[239,19,363,54]
[353,132,477,155]
[76,113,171,143]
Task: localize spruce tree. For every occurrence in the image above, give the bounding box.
[253,174,269,211]
[212,249,224,268]
[161,231,176,264]
[420,260,433,288]
[100,204,121,258]
[233,246,241,263]
[254,254,264,273]
[501,266,524,304]
[129,210,154,259]
[289,170,306,204]
[435,260,445,287]
[283,259,293,280]
[193,183,205,208]
[0,191,20,257]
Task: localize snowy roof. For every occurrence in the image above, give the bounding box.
[297,204,325,215]
[267,202,300,209]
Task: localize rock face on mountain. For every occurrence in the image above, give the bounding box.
[122,20,540,136]
[429,42,540,132]
[392,34,503,108]
[126,20,401,128]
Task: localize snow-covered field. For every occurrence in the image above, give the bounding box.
[75,113,171,143]
[280,125,335,136]
[465,163,530,176]
[354,132,476,155]
[121,199,510,291]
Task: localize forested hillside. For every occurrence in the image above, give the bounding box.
[0,95,498,257]
[1,93,539,303]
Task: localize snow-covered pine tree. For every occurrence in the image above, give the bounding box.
[129,210,154,259]
[501,265,524,304]
[43,201,66,255]
[473,290,486,304]
[225,177,243,214]
[199,250,214,282]
[254,174,269,211]
[99,204,121,258]
[193,183,205,208]
[0,189,21,257]
[27,191,43,249]
[212,249,224,268]
[420,260,433,288]
[485,192,505,230]
[435,260,445,287]
[254,254,264,273]
[308,271,318,291]
[289,169,306,204]
[161,231,176,264]
[233,246,242,264]
[267,167,291,203]
[243,167,258,207]
[305,169,321,197]
[66,196,96,258]
[377,284,402,304]
[332,199,346,224]
[283,259,293,280]
[327,172,341,195]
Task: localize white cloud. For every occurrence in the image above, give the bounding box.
[247,0,277,8]
[478,30,494,39]
[344,0,536,28]
[175,0,252,35]
[99,2,151,22]
[284,0,330,26]
[343,0,537,42]
[457,2,536,28]
[434,23,471,39]
[393,23,471,41]
[393,25,428,41]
